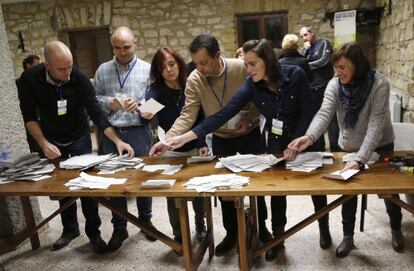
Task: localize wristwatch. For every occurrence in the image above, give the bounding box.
[357,160,365,170]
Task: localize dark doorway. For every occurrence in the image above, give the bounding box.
[68,28,113,78]
[236,12,288,49]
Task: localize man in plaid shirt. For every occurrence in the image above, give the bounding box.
[94,26,154,252]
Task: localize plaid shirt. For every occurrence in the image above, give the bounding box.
[94,56,151,127]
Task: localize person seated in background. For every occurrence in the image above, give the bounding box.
[288,41,405,257]
[161,39,331,261]
[279,34,313,82]
[146,47,208,244]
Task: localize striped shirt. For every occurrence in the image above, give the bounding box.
[94,56,151,127]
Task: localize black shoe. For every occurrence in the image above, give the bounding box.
[215,234,236,257]
[195,225,207,241]
[107,229,129,252]
[391,230,405,252]
[265,244,282,262]
[335,236,355,258]
[139,219,157,242]
[319,225,332,249]
[89,234,107,254]
[53,229,80,251]
[265,226,285,262]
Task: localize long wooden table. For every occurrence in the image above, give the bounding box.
[0,153,414,271]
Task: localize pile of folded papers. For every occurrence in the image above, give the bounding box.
[64,172,127,190]
[59,154,144,173]
[0,153,54,183]
[286,152,326,172]
[216,153,284,173]
[184,173,250,192]
[59,153,114,170]
[95,156,144,174]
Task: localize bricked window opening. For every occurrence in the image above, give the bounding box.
[236,12,288,49]
[68,28,113,78]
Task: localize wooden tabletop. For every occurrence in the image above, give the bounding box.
[0,153,413,197]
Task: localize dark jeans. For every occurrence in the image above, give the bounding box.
[271,195,328,228]
[341,143,402,236]
[167,197,205,238]
[101,125,153,229]
[310,86,340,152]
[56,132,101,237]
[212,127,268,236]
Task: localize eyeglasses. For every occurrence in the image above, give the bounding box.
[162,61,178,71]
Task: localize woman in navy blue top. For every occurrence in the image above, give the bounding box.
[164,40,331,260]
[146,47,207,244]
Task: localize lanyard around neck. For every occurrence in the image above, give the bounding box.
[115,59,137,91]
[207,64,227,108]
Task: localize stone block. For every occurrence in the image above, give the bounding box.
[159,28,173,36]
[111,15,130,28]
[403,110,414,123]
[144,30,158,38]
[103,1,112,25]
[408,83,414,97]
[407,96,414,111]
[207,17,221,24]
[158,2,172,9]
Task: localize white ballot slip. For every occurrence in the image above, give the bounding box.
[141,179,176,188]
[323,169,360,181]
[138,98,165,114]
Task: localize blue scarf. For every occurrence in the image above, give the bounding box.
[339,70,375,128]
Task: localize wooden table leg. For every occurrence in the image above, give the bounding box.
[204,197,214,259]
[176,198,193,271]
[20,196,40,251]
[234,196,249,271]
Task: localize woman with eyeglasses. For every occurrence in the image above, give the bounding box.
[146,47,208,244]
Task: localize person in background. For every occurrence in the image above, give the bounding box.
[149,34,271,257]
[161,39,331,261]
[146,47,207,244]
[299,26,340,152]
[235,47,244,59]
[22,54,40,70]
[279,34,313,82]
[94,26,155,252]
[17,41,134,254]
[288,42,404,257]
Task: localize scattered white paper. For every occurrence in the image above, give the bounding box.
[138,98,165,114]
[187,155,216,163]
[64,172,127,190]
[60,153,114,169]
[142,164,183,175]
[217,153,283,173]
[184,174,250,193]
[323,169,360,181]
[141,179,176,188]
[342,152,380,164]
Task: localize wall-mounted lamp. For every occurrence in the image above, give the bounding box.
[17,31,26,52]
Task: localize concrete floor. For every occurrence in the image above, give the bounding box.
[0,194,413,271]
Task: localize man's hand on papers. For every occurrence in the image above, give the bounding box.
[287,135,313,152]
[164,132,198,151]
[116,141,134,158]
[110,97,123,111]
[283,148,297,161]
[41,141,61,159]
[149,141,169,157]
[198,147,209,157]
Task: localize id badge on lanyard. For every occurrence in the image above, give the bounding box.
[271,118,283,136]
[57,99,67,115]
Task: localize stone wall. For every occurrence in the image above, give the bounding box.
[376,0,414,123]
[2,0,413,123]
[0,6,42,238]
[2,0,237,77]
